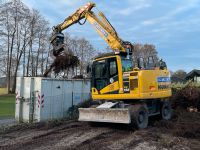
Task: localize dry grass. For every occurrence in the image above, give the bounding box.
[0,88,7,95]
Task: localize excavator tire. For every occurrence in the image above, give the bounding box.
[161,101,172,120]
[129,104,149,129]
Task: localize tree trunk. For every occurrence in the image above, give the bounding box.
[8,18,17,93]
[6,9,10,94]
[11,54,21,93]
[12,28,28,93]
[35,35,41,76]
[41,50,44,75]
[6,34,10,94]
[26,41,32,76]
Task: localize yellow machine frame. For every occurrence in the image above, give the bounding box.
[91,55,171,100]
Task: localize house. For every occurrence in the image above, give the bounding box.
[185,69,200,83]
[171,76,186,83]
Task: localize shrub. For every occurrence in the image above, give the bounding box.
[170,82,200,110]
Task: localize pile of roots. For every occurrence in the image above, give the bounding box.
[155,109,200,139]
[44,51,79,77]
[156,83,200,140]
[170,84,200,110]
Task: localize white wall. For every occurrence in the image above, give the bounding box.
[197,76,200,83]
[15,77,91,122]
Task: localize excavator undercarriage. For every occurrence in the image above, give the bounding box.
[79,99,172,129]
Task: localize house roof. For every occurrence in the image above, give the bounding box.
[186,69,200,79]
[171,76,186,83]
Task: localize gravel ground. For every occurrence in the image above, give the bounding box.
[0,118,16,127]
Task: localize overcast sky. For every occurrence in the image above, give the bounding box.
[22,0,200,72]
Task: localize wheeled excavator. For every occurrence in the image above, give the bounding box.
[50,2,172,129]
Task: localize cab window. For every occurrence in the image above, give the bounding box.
[109,59,117,76]
[121,58,133,72]
[94,60,107,78]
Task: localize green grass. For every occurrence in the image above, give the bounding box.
[0,95,15,118]
[0,88,7,95]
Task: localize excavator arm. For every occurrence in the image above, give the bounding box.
[50,2,132,56]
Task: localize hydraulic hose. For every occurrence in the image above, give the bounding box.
[78,12,87,25]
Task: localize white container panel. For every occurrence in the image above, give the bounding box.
[83,81,91,101]
[40,79,53,121]
[63,81,73,116]
[52,80,64,119]
[23,78,31,98]
[73,81,82,105]
[15,77,21,121]
[22,101,30,121]
[15,77,91,122]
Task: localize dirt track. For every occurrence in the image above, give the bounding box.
[0,110,200,150]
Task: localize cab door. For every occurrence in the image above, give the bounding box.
[92,59,109,92]
[92,57,120,94]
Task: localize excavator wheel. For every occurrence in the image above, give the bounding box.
[129,104,149,129]
[161,101,172,120]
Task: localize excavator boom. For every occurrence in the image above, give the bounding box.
[50,2,132,57]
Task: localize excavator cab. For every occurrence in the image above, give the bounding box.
[91,54,135,95]
[92,55,119,92]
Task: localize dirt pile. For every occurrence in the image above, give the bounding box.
[171,84,200,110]
[155,109,200,139]
[44,51,79,77]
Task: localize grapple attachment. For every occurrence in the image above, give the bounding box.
[50,32,65,56]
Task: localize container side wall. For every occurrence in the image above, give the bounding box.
[63,81,73,117]
[33,78,42,122]
[51,80,64,119]
[16,78,91,122]
[15,77,22,121]
[40,79,53,121]
[82,80,91,101]
[73,81,82,105]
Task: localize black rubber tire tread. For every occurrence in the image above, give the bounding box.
[129,104,149,129]
[161,101,172,120]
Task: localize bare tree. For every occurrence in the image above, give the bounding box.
[0,0,51,93]
[0,0,97,93]
[0,0,29,93]
[132,43,158,67]
[171,70,187,80]
[74,37,95,76]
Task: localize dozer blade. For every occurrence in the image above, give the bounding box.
[78,108,131,124]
